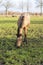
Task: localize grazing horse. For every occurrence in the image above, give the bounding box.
[16,13,30,47]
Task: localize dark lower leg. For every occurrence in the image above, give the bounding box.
[24,27,28,44]
[24,34,27,44]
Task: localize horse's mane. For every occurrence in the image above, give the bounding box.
[19,15,24,28]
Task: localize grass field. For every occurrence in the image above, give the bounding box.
[0,16,43,65]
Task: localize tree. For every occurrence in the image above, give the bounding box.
[18,0,30,13]
[26,0,30,13]
[19,0,24,12]
[2,0,13,15]
[36,0,43,15]
[0,0,2,3]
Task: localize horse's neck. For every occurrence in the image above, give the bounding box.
[20,15,24,21]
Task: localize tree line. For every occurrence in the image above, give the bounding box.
[0,0,43,15]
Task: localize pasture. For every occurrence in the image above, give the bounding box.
[0,15,43,65]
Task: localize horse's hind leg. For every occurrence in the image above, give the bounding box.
[16,28,23,47]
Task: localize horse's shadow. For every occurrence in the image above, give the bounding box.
[0,36,42,50]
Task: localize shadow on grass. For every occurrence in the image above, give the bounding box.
[0,37,16,50]
[0,36,43,50]
[0,37,43,65]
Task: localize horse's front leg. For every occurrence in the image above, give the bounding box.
[16,28,23,47]
[23,27,28,44]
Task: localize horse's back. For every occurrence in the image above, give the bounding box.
[18,13,30,28]
[22,14,30,28]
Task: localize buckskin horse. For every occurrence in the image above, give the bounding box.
[16,13,30,47]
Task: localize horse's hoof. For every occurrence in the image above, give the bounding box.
[16,46,21,48]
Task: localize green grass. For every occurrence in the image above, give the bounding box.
[30,15,43,24]
[0,16,43,65]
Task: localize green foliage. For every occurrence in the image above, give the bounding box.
[0,16,43,65]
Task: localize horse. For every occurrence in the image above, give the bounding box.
[16,13,30,47]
